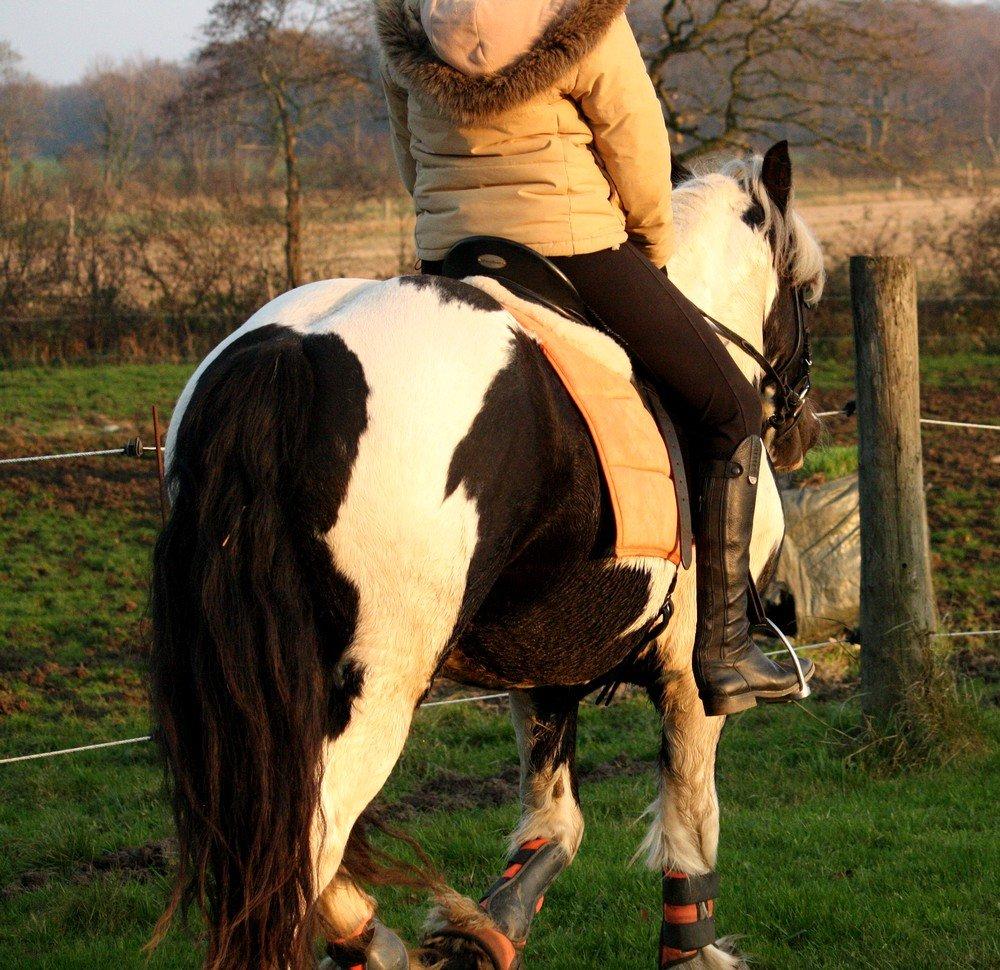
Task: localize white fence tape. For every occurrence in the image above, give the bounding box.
[4,632,996,768]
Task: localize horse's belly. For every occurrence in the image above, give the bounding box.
[445,555,677,689]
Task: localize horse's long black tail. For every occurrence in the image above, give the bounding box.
[149,327,365,969]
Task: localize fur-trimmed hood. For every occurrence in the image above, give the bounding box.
[375,0,629,122]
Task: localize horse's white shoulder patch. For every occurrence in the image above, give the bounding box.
[463,275,633,378]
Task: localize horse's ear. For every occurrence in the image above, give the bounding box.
[761,140,792,214]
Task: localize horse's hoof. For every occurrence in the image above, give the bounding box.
[420,925,521,970]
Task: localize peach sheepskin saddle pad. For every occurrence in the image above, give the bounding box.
[467,276,683,564]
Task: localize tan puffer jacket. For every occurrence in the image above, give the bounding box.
[376,0,674,267]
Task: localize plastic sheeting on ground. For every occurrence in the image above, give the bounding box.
[772,475,860,640]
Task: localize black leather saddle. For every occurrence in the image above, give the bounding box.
[440,236,693,569]
[442,236,592,327]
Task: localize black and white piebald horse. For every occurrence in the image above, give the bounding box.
[150,142,824,970]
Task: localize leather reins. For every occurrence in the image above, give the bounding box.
[702,286,812,440]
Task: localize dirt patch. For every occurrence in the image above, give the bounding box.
[2,839,175,899]
[812,379,999,632]
[385,752,655,822]
[388,766,522,821]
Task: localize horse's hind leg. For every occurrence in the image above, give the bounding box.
[317,872,410,970]
[424,688,581,969]
[642,658,747,969]
[309,645,434,969]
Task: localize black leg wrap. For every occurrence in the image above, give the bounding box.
[326,919,409,970]
[480,839,569,944]
[663,870,719,905]
[660,870,718,967]
[660,914,716,953]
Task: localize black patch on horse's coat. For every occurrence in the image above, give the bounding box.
[760,277,820,469]
[297,331,370,732]
[327,660,366,737]
[299,331,370,532]
[760,140,793,215]
[443,332,657,687]
[398,273,505,313]
[524,689,581,803]
[762,279,798,368]
[742,200,766,228]
[445,331,560,631]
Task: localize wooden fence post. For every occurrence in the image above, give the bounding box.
[850,255,938,721]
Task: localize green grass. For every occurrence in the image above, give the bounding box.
[0,364,192,444]
[1,356,997,968]
[794,444,858,483]
[2,699,998,968]
[811,350,998,394]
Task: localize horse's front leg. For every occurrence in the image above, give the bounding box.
[425,687,582,969]
[643,639,747,970]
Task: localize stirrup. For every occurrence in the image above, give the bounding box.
[747,574,810,700]
[756,615,811,700]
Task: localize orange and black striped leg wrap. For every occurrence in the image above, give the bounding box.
[480,838,569,946]
[660,870,718,967]
[422,838,568,970]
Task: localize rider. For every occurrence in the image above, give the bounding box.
[375,0,809,715]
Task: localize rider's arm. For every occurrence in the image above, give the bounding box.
[380,59,417,196]
[570,15,675,269]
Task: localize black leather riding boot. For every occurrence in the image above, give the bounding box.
[694,435,813,716]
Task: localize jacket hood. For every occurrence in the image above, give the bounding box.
[376,0,630,123]
[419,0,576,78]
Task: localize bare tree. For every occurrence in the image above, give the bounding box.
[178,0,370,289]
[634,0,917,163]
[0,41,44,201]
[952,3,1000,164]
[84,57,182,189]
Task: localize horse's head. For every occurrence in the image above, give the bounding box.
[669,141,825,472]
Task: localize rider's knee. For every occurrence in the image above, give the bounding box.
[733,376,763,440]
[712,377,762,455]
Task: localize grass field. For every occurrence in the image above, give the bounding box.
[1,354,997,968]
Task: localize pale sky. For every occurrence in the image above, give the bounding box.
[1,1,211,84]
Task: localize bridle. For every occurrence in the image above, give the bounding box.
[703,285,812,441]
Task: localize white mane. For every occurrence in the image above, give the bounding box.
[672,155,826,306]
[720,155,826,303]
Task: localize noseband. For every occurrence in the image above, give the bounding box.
[703,286,812,441]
